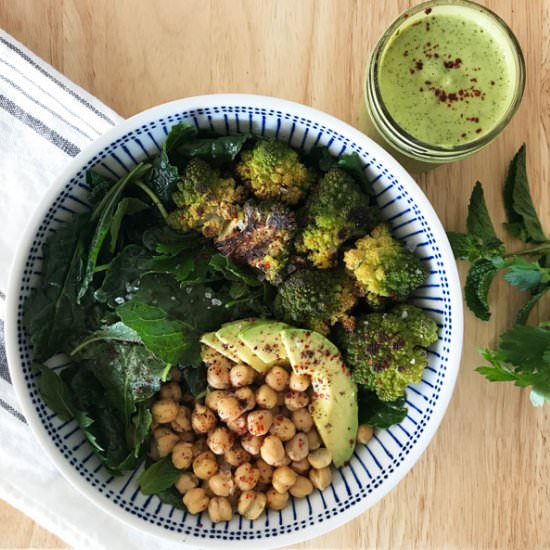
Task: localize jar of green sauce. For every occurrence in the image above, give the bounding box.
[364,0,525,167]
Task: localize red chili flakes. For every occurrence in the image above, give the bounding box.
[415,60,423,70]
[476,128,482,133]
[444,58,462,69]
[466,116,479,123]
[424,7,432,14]
[490,80,496,86]
[470,77,477,83]
[403,50,409,56]
[461,133,467,138]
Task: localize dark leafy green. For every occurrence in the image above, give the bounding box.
[358,388,407,429]
[208,253,262,287]
[34,363,77,421]
[109,198,149,253]
[156,487,187,510]
[182,364,207,397]
[71,322,141,356]
[138,456,182,495]
[464,259,498,321]
[516,285,550,325]
[176,133,250,163]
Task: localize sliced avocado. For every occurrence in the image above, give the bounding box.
[281,328,358,468]
[216,319,270,373]
[239,321,290,364]
[200,331,241,363]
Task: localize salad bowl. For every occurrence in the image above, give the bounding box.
[5,94,462,547]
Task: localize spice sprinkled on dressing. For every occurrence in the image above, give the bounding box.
[377,5,517,147]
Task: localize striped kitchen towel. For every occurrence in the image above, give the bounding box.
[0,29,182,550]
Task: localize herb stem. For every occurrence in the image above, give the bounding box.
[94,263,111,273]
[135,180,170,222]
[504,243,550,258]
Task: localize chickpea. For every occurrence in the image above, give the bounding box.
[208,496,233,523]
[286,432,309,462]
[202,345,233,370]
[255,458,273,484]
[273,454,291,467]
[237,491,267,520]
[153,427,179,458]
[224,443,250,467]
[241,433,263,456]
[171,441,194,469]
[276,392,286,407]
[266,487,289,510]
[175,472,198,495]
[247,410,273,436]
[191,403,216,433]
[272,466,297,494]
[171,405,192,432]
[191,437,208,458]
[208,471,234,497]
[306,429,322,451]
[234,462,260,491]
[284,390,309,412]
[265,366,290,391]
[230,364,256,387]
[291,408,314,432]
[289,373,311,392]
[291,458,310,475]
[160,381,183,402]
[151,399,178,424]
[200,479,215,498]
[205,390,227,412]
[234,386,256,413]
[269,415,296,442]
[308,448,332,469]
[357,424,374,444]
[183,487,210,514]
[309,466,332,490]
[217,395,242,422]
[260,435,285,466]
[290,475,314,498]
[226,414,248,436]
[207,426,234,455]
[207,364,231,389]
[255,384,278,409]
[193,451,219,480]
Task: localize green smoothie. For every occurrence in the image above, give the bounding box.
[376,3,518,148]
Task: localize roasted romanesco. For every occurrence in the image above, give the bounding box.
[344,223,427,307]
[336,304,438,401]
[236,139,313,205]
[274,269,358,335]
[295,169,379,268]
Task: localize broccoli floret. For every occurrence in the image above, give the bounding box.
[295,169,379,268]
[344,224,427,307]
[337,304,438,401]
[274,269,358,335]
[236,139,313,205]
[215,200,296,284]
[167,158,247,238]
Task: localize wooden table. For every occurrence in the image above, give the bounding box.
[0,0,549,548]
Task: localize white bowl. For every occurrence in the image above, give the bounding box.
[5,94,463,548]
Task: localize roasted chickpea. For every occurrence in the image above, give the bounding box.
[290,475,314,498]
[183,487,210,514]
[160,381,183,402]
[235,386,256,413]
[269,414,296,442]
[255,384,278,409]
[241,433,263,456]
[171,405,192,432]
[217,395,242,422]
[151,399,178,423]
[309,466,332,490]
[207,426,234,455]
[153,427,179,458]
[286,432,309,462]
[226,414,248,436]
[200,479,215,498]
[230,364,256,387]
[224,443,251,467]
[208,496,233,523]
[276,392,286,407]
[306,429,322,451]
[266,487,289,510]
[175,472,198,495]
[192,403,217,433]
[237,491,267,520]
[357,424,374,444]
[207,364,231,389]
[247,410,273,436]
[260,435,285,466]
[291,408,314,432]
[191,437,208,458]
[202,345,233,369]
[291,458,310,475]
[284,390,309,411]
[208,471,234,497]
[172,441,194,469]
[205,390,227,412]
[234,462,260,491]
[308,448,332,469]
[289,373,311,392]
[255,458,273,484]
[272,466,297,494]
[193,451,219,480]
[265,366,290,392]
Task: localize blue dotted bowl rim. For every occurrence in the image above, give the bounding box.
[5,94,463,549]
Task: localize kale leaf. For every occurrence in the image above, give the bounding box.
[357,388,408,429]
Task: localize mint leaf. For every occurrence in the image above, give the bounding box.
[465,259,498,320]
[138,456,182,495]
[467,181,499,241]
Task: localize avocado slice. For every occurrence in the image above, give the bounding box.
[281,328,358,467]
[200,331,240,363]
[216,319,270,373]
[239,321,290,364]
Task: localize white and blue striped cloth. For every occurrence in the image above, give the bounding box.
[0,29,183,550]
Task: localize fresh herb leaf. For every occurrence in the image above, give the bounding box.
[155,487,186,510]
[208,254,262,287]
[467,181,499,241]
[464,259,498,321]
[336,152,372,194]
[516,285,550,325]
[491,257,550,292]
[148,154,180,206]
[87,170,115,205]
[357,388,407,428]
[177,133,250,163]
[130,404,152,459]
[34,363,77,421]
[138,456,182,495]
[142,226,198,255]
[70,322,141,355]
[163,123,197,157]
[109,198,149,253]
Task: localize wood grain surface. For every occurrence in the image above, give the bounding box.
[0,1,549,548]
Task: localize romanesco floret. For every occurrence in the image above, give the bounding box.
[274,269,358,335]
[295,169,379,268]
[215,200,296,284]
[344,223,427,307]
[167,158,247,238]
[336,304,438,401]
[236,139,313,205]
